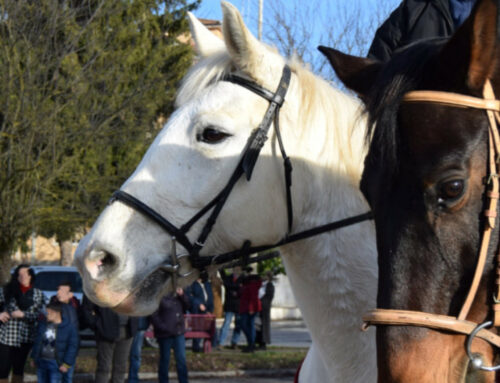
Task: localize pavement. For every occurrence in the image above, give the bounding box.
[24,319,311,382]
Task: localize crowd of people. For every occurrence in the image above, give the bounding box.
[0,263,275,383]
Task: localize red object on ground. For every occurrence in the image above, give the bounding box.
[294,357,304,383]
[184,314,216,353]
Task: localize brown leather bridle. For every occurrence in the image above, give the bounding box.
[362,81,500,371]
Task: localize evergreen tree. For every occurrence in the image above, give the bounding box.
[0,0,199,272]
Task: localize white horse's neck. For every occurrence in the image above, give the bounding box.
[279,71,377,381]
[178,57,377,381]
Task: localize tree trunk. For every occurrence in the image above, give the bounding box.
[59,240,74,266]
[0,251,14,285]
[0,238,16,284]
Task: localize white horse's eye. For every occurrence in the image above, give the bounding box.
[197,127,231,144]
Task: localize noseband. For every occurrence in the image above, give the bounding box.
[363,81,500,370]
[108,65,372,287]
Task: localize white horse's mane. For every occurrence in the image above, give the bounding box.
[176,51,367,185]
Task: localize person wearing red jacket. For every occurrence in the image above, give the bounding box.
[238,271,262,353]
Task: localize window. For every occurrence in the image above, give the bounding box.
[34,271,83,293]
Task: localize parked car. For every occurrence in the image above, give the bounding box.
[31,265,83,303]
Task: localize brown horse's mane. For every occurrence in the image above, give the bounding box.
[364,39,446,178]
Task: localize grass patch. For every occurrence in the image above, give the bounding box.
[25,346,306,374]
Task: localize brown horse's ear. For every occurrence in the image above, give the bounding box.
[439,0,499,91]
[318,46,382,99]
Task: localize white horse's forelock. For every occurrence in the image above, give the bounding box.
[175,51,233,108]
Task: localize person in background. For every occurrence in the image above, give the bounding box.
[49,282,80,383]
[49,282,80,327]
[31,301,79,383]
[82,295,138,383]
[127,316,149,383]
[188,274,214,352]
[239,268,262,353]
[256,271,275,350]
[0,264,45,383]
[368,0,477,62]
[210,271,223,319]
[217,267,243,349]
[150,288,190,383]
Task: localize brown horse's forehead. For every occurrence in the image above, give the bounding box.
[398,104,486,170]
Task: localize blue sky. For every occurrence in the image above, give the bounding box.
[192,0,400,39]
[194,1,255,27]
[191,0,400,77]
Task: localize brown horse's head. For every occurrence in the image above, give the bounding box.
[321,0,500,381]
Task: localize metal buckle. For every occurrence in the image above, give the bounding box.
[466,321,500,371]
[158,237,196,292]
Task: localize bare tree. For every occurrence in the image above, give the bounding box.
[262,0,399,80]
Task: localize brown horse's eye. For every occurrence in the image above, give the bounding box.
[439,179,465,201]
[197,127,231,144]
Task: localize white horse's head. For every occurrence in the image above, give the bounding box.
[75,1,363,315]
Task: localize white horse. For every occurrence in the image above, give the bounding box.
[74,2,377,382]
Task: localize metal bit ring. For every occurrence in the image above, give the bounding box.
[466,321,500,372]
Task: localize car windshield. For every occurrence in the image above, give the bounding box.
[34,271,83,293]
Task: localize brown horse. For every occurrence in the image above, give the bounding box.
[320,0,500,381]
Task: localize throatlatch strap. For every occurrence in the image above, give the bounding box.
[458,81,500,321]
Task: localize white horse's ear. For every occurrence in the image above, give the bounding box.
[187,11,225,57]
[221,1,268,75]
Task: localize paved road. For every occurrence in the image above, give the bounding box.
[267,320,312,348]
[201,318,312,349]
[146,378,291,382]
[80,319,312,349]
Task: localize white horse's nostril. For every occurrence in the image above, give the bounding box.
[84,250,119,280]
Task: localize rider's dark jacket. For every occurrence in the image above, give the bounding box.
[368,0,469,62]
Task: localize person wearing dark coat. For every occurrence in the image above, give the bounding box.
[49,282,81,330]
[217,267,243,348]
[368,0,477,62]
[150,288,190,383]
[0,264,45,383]
[31,302,79,383]
[256,271,275,350]
[187,275,214,352]
[82,295,139,383]
[239,272,262,353]
[49,282,81,383]
[188,278,214,314]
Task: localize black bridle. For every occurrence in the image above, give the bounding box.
[109,65,372,278]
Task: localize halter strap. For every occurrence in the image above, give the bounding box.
[364,81,500,357]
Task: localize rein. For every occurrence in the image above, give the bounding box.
[362,81,500,371]
[109,65,372,282]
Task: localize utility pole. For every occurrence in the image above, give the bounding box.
[258,0,263,41]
